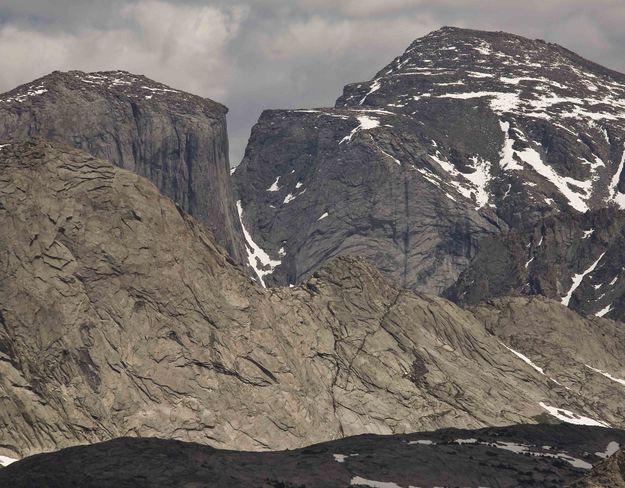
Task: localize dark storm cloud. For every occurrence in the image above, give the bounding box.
[1,0,624,163]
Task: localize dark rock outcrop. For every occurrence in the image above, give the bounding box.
[446,207,625,320]
[0,69,246,263]
[1,140,624,461]
[233,27,625,297]
[1,425,624,488]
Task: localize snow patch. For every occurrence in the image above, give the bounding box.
[455,438,478,445]
[236,201,281,288]
[492,441,592,469]
[373,140,401,166]
[350,476,401,488]
[334,453,358,463]
[340,115,380,144]
[513,143,590,212]
[595,304,613,318]
[585,364,625,386]
[539,403,610,427]
[267,176,281,192]
[499,121,524,171]
[595,441,620,459]
[429,152,492,209]
[359,79,381,105]
[608,148,625,209]
[317,212,329,221]
[0,455,17,467]
[1,84,48,103]
[499,342,544,375]
[561,252,606,306]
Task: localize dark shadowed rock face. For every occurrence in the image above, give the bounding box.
[233,26,625,294]
[446,207,625,321]
[1,425,624,488]
[0,69,246,263]
[2,140,624,461]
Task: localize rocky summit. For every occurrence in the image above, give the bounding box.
[2,140,624,463]
[1,425,624,488]
[0,69,246,264]
[233,27,625,303]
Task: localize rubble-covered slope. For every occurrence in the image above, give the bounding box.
[234,27,625,294]
[569,449,625,487]
[2,425,625,488]
[0,70,246,263]
[2,140,624,461]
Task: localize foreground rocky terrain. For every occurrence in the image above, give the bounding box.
[1,140,624,462]
[233,27,625,308]
[1,425,623,488]
[0,69,246,263]
[570,448,625,487]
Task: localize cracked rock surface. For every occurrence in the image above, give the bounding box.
[0,140,623,460]
[0,69,246,264]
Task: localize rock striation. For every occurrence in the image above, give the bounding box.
[233,27,625,298]
[1,140,624,461]
[0,69,246,263]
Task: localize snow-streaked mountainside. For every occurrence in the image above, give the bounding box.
[337,27,625,214]
[233,27,625,306]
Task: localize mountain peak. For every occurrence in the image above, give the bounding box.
[336,26,625,132]
[0,69,227,113]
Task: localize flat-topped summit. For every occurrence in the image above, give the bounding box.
[0,70,227,113]
[0,69,245,264]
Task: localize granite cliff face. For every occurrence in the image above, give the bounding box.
[1,140,624,461]
[2,425,624,488]
[446,207,625,321]
[233,27,625,297]
[0,70,246,263]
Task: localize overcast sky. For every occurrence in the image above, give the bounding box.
[1,0,625,163]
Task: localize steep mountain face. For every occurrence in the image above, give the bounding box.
[233,27,625,295]
[2,140,624,460]
[2,425,624,488]
[0,70,246,263]
[446,207,625,321]
[569,449,625,487]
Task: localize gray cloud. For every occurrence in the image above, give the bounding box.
[1,0,624,163]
